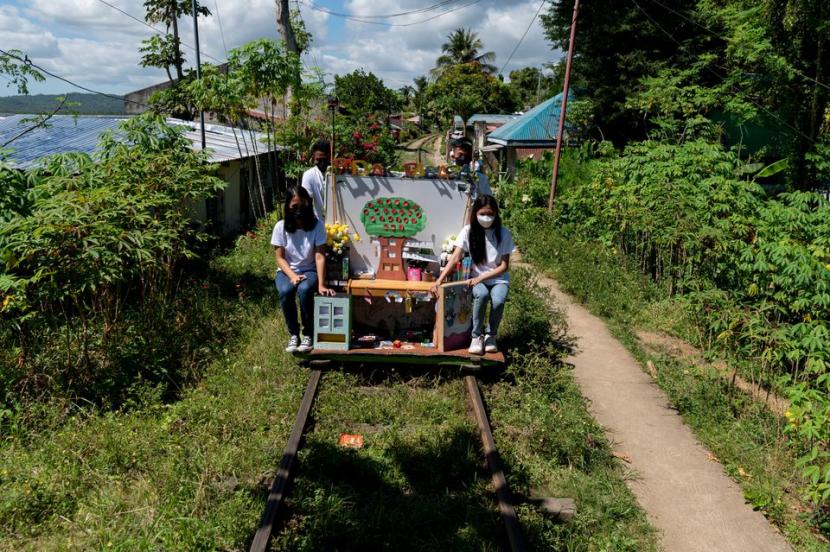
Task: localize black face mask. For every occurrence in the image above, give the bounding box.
[316,159,330,173]
[290,205,305,219]
[454,153,468,166]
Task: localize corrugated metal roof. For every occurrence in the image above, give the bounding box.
[466,114,519,126]
[487,92,575,146]
[0,114,284,169]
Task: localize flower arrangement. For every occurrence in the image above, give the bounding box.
[326,222,360,256]
[440,234,456,267]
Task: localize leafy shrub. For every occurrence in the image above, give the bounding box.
[502,139,830,534]
[0,115,230,409]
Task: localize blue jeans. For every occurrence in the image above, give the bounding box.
[275,270,318,337]
[471,282,509,339]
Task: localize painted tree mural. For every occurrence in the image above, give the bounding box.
[360,197,426,280]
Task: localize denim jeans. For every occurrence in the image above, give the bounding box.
[275,269,318,337]
[471,282,509,339]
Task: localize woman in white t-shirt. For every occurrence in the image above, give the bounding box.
[271,186,335,353]
[431,195,517,355]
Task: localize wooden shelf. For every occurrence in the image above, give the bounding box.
[346,278,435,296]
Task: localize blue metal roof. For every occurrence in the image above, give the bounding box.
[466,114,519,126]
[487,92,575,146]
[0,114,284,169]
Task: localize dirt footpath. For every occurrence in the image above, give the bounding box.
[526,266,792,552]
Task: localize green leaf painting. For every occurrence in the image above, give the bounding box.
[360,197,426,238]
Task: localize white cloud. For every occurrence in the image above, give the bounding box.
[3,0,558,97]
[311,0,559,89]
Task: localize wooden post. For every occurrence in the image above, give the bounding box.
[549,0,580,212]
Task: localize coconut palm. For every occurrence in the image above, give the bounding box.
[432,28,497,77]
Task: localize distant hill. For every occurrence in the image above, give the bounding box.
[0,93,123,115]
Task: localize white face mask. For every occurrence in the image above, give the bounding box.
[477,214,495,228]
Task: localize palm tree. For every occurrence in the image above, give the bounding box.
[398,85,415,107]
[432,28,497,77]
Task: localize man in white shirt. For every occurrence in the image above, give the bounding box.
[451,137,492,197]
[301,140,330,221]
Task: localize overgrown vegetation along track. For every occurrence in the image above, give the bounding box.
[250,367,526,552]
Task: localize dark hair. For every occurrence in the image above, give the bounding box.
[283,185,318,233]
[451,137,473,150]
[311,139,330,155]
[468,194,502,265]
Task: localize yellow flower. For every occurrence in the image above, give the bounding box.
[353,233,361,242]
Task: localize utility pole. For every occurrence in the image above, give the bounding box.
[276,0,299,54]
[549,0,579,212]
[191,0,205,149]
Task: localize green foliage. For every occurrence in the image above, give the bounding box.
[360,197,425,237]
[504,139,830,536]
[507,66,558,110]
[0,229,657,549]
[424,63,517,124]
[540,0,704,142]
[139,34,184,83]
[0,49,45,95]
[333,115,399,168]
[0,114,225,404]
[334,69,400,117]
[433,28,497,77]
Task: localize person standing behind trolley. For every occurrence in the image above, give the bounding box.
[301,140,330,222]
[272,186,335,353]
[450,137,492,198]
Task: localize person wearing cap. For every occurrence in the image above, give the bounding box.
[450,137,492,197]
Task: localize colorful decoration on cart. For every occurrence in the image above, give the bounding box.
[361,197,427,280]
[325,222,360,255]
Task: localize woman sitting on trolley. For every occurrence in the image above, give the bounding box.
[430,194,517,355]
[271,186,335,353]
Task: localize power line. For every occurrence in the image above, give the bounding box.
[299,0,483,27]
[646,0,830,94]
[499,0,547,76]
[92,0,224,64]
[0,48,151,109]
[629,0,814,144]
[301,0,458,19]
[214,0,229,56]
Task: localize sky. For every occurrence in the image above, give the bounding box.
[0,0,561,97]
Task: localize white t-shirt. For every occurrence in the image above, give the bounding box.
[271,219,327,273]
[454,224,517,285]
[301,166,326,222]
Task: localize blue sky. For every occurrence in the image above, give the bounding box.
[1,0,560,97]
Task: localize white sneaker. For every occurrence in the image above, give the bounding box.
[484,335,498,353]
[297,335,313,353]
[285,335,299,353]
[468,336,485,355]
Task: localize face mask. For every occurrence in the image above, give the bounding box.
[290,205,304,219]
[454,153,467,166]
[477,214,495,228]
[316,159,330,173]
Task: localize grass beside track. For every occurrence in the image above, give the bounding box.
[516,219,829,551]
[0,225,656,551]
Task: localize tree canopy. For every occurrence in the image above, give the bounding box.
[425,63,516,123]
[334,69,400,118]
[433,28,497,77]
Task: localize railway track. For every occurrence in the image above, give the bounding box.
[249,366,527,552]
